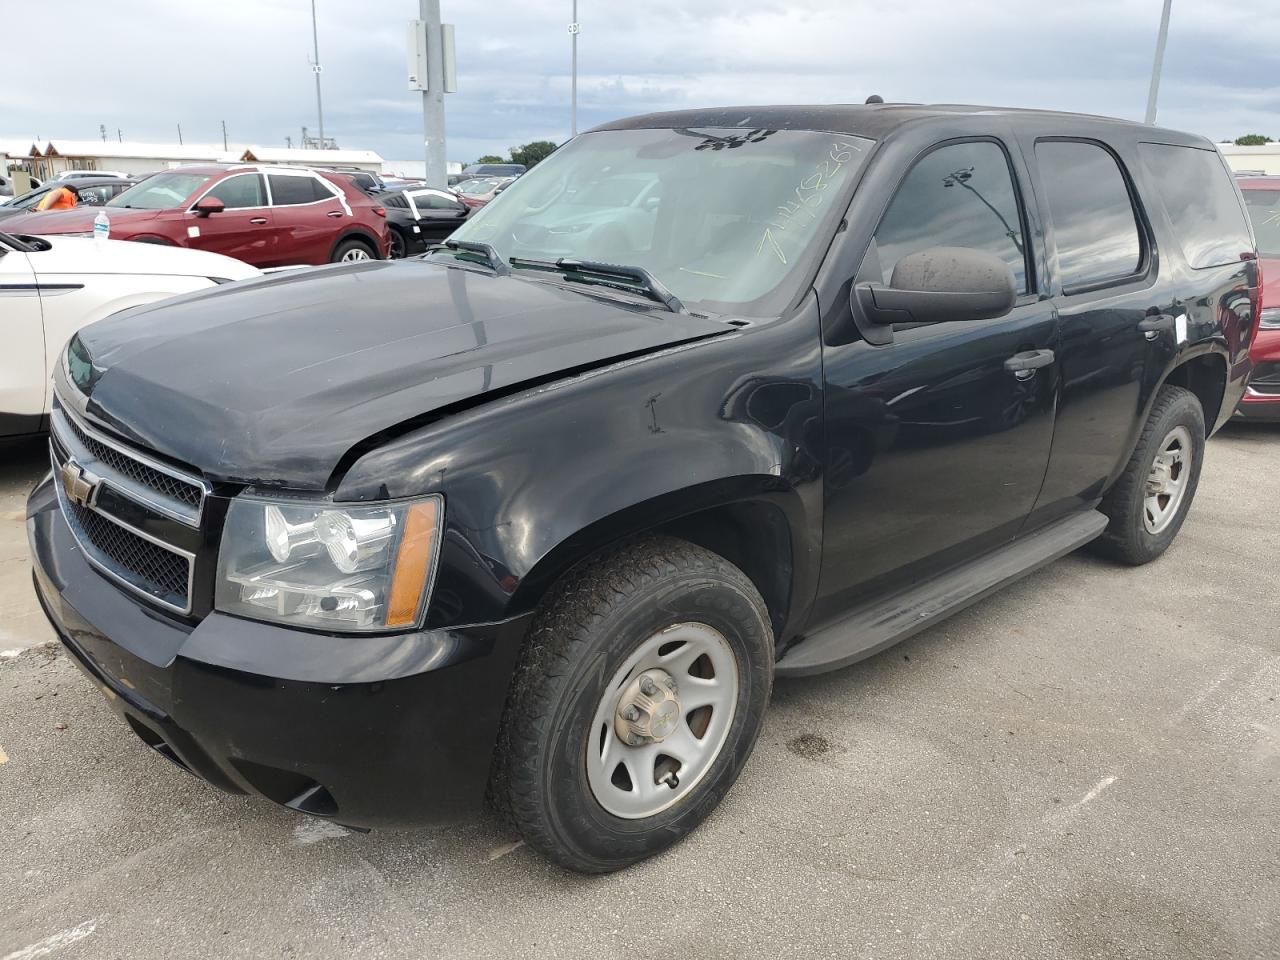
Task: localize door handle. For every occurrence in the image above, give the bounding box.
[1004,349,1055,380]
[1138,314,1174,340]
[326,211,343,218]
[249,217,268,225]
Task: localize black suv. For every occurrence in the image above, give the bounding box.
[28,104,1258,873]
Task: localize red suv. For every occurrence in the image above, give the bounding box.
[1,165,390,267]
[1237,177,1280,419]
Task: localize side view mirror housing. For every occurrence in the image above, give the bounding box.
[193,196,225,217]
[854,246,1017,327]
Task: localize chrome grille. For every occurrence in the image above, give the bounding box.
[49,401,205,614]
[61,412,203,509]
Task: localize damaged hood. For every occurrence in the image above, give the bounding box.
[62,258,726,489]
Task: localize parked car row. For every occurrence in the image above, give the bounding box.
[1234,175,1280,420]
[0,176,137,220]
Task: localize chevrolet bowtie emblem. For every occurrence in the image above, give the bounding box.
[60,459,101,509]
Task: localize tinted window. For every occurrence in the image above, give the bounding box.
[1134,143,1251,269]
[269,174,329,205]
[1036,141,1142,290]
[873,140,1028,293]
[381,191,410,209]
[1241,187,1280,259]
[205,174,265,209]
[75,185,114,206]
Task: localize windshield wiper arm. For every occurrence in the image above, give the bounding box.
[509,257,685,313]
[440,238,509,275]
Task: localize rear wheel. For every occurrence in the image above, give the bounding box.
[331,237,374,263]
[1094,384,1205,565]
[494,536,773,873]
[388,228,407,260]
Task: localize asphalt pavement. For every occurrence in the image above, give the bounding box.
[1,424,1278,959]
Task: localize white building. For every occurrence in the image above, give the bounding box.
[0,139,385,180]
[1217,143,1280,176]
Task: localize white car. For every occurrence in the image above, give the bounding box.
[0,230,260,438]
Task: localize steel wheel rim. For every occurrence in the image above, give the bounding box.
[586,622,738,819]
[341,247,371,262]
[1143,424,1192,534]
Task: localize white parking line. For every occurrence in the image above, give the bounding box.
[2,921,97,960]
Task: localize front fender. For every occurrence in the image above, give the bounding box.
[335,300,826,630]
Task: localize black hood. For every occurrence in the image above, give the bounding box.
[63,259,726,489]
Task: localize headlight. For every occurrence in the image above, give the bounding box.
[1261,307,1280,330]
[215,494,443,632]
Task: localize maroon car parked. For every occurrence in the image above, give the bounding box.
[1,165,390,267]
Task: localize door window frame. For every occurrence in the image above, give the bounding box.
[263,171,342,208]
[868,135,1037,303]
[187,172,269,212]
[1032,136,1155,299]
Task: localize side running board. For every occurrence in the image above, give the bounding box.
[776,509,1109,678]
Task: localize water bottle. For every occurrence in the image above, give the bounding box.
[93,210,110,244]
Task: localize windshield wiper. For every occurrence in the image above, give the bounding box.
[508,257,685,313]
[439,239,509,275]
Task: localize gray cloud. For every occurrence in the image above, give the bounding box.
[3,0,1278,169]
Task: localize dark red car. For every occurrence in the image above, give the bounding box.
[1,165,390,267]
[1237,176,1280,419]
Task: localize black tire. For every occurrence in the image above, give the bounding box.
[494,536,773,873]
[330,237,376,263]
[388,227,407,260]
[1093,384,1205,565]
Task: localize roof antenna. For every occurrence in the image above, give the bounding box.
[865,94,884,104]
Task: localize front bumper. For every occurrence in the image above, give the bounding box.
[1235,330,1280,421]
[27,474,529,829]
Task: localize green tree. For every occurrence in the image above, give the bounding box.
[475,155,505,164]
[1234,134,1274,146]
[509,140,559,168]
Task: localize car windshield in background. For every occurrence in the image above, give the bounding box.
[108,172,208,210]
[449,127,874,314]
[456,178,500,196]
[1241,188,1280,259]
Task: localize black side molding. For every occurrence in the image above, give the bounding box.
[776,509,1109,677]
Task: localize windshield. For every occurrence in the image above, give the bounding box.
[1242,188,1280,259]
[448,127,873,314]
[457,178,499,196]
[108,172,208,210]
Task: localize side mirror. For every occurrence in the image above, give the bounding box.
[193,196,225,217]
[854,246,1017,326]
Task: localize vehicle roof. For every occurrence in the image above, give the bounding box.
[591,102,1208,146]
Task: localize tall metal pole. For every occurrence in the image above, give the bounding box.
[570,0,578,137]
[311,0,325,144]
[1145,0,1172,124]
[420,0,448,187]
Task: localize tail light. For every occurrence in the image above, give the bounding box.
[372,206,386,218]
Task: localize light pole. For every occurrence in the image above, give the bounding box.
[569,2,580,137]
[1145,0,1173,124]
[310,0,326,145]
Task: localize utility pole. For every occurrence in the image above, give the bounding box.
[1145,0,1173,124]
[418,0,447,187]
[221,120,228,151]
[176,123,183,146]
[117,129,122,143]
[310,0,326,144]
[99,124,107,143]
[569,1,580,136]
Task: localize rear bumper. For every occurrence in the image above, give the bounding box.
[27,473,529,828]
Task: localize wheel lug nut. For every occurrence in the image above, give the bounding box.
[627,733,644,746]
[640,676,658,696]
[624,705,640,722]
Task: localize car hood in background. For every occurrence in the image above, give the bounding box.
[61,259,727,490]
[0,206,160,234]
[26,235,259,280]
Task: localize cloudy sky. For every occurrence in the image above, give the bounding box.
[3,0,1278,172]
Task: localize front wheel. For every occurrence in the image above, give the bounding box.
[1094,384,1205,565]
[494,536,773,873]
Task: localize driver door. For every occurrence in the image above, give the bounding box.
[0,240,47,437]
[185,172,275,265]
[814,137,1059,618]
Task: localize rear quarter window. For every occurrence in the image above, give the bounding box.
[1137,142,1253,268]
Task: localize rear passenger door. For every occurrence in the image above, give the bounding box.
[407,189,469,240]
[1020,138,1167,525]
[267,172,347,265]
[817,137,1059,617]
[186,173,275,265]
